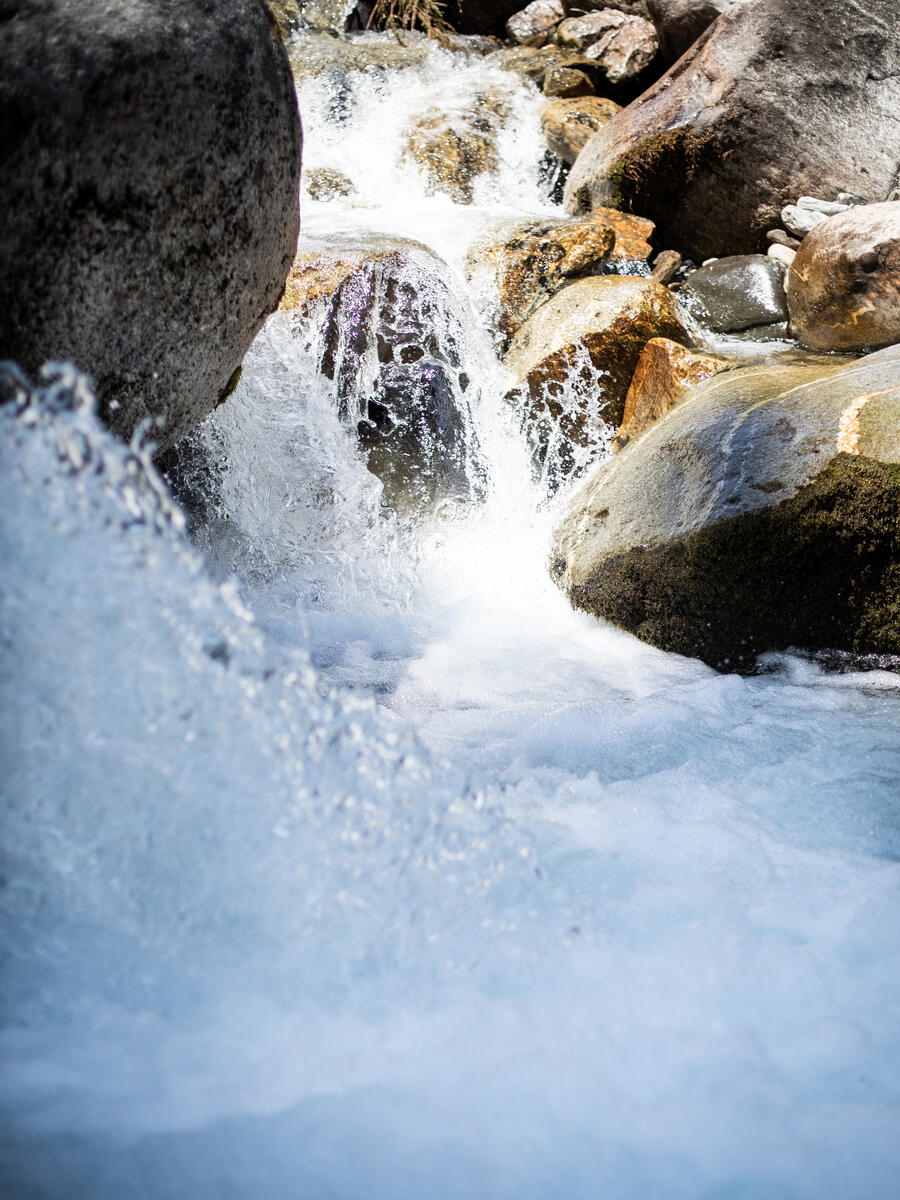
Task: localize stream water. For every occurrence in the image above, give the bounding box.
[2,37,900,1200]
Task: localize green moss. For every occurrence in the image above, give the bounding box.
[606,126,719,215]
[568,453,900,672]
[215,364,242,408]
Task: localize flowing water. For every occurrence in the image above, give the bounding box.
[2,38,900,1200]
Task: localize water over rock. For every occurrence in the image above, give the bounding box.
[400,95,511,202]
[786,202,900,353]
[0,0,301,451]
[564,0,900,260]
[551,345,900,671]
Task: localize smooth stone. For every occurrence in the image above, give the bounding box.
[543,67,596,97]
[542,96,622,165]
[681,254,788,333]
[837,192,870,206]
[651,249,683,285]
[766,229,800,249]
[796,196,850,215]
[767,244,796,269]
[781,205,829,238]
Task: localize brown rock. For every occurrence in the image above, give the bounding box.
[787,202,900,353]
[651,249,682,284]
[305,167,356,201]
[590,205,654,262]
[400,96,509,202]
[565,0,900,261]
[491,43,568,82]
[613,337,731,449]
[466,218,615,345]
[542,96,622,165]
[503,276,692,476]
[543,66,595,97]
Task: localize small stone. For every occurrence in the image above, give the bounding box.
[305,167,356,201]
[543,66,595,96]
[796,196,850,215]
[767,243,796,269]
[837,192,869,206]
[651,249,682,285]
[766,229,799,249]
[506,0,566,46]
[781,205,828,238]
[541,96,622,165]
[682,254,789,332]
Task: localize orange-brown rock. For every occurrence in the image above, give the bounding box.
[787,202,900,353]
[541,96,621,166]
[613,338,732,449]
[503,276,692,476]
[589,205,654,262]
[466,217,615,345]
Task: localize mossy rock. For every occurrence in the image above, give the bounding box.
[551,345,900,671]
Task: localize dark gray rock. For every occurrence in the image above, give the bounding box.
[645,0,733,63]
[681,254,788,332]
[0,0,301,451]
[444,0,523,36]
[565,0,900,261]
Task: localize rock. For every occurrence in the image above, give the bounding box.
[491,43,569,81]
[613,337,731,449]
[400,96,510,202]
[646,0,733,64]
[565,0,900,261]
[466,218,615,344]
[556,11,625,51]
[837,192,870,207]
[681,255,788,333]
[579,11,659,87]
[591,206,654,263]
[551,345,900,670]
[766,229,800,250]
[781,205,828,239]
[506,0,567,45]
[305,167,357,201]
[543,67,595,97]
[787,202,900,353]
[286,30,431,82]
[542,97,622,165]
[284,0,357,33]
[504,276,692,477]
[651,249,682,285]
[0,0,301,453]
[767,244,796,269]
[796,196,850,216]
[579,0,652,14]
[281,234,484,513]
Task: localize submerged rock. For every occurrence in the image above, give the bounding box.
[466,218,615,345]
[564,0,900,260]
[786,202,900,353]
[542,96,622,165]
[613,337,731,449]
[305,167,357,201]
[504,276,691,479]
[281,234,484,514]
[680,254,788,333]
[0,0,301,451]
[551,346,900,671]
[400,96,510,202]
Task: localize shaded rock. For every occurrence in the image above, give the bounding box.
[681,254,788,333]
[400,96,510,202]
[565,0,900,261]
[613,337,731,449]
[646,0,733,63]
[766,229,799,250]
[444,0,526,36]
[651,249,681,284]
[551,346,900,670]
[466,218,615,345]
[781,205,827,239]
[305,167,357,201]
[542,96,622,165]
[280,234,484,514]
[504,276,692,478]
[543,66,595,97]
[796,196,851,217]
[0,0,301,452]
[491,42,569,81]
[787,202,900,352]
[579,11,658,87]
[506,0,566,45]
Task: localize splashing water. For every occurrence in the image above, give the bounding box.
[3,41,900,1200]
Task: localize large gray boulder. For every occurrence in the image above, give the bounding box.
[551,346,900,670]
[0,0,301,450]
[564,0,900,261]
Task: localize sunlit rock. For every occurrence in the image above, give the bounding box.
[541,96,621,164]
[613,337,731,449]
[399,95,511,202]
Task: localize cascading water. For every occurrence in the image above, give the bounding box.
[3,36,900,1200]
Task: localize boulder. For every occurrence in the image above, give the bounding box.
[504,276,692,478]
[564,0,900,261]
[465,218,615,344]
[681,254,788,333]
[542,96,621,165]
[281,234,484,514]
[0,0,301,451]
[613,337,731,449]
[578,11,659,88]
[400,96,510,202]
[506,0,567,45]
[551,346,900,670]
[645,0,733,63]
[543,66,596,97]
[787,202,900,353]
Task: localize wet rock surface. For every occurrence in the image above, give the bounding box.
[681,254,788,333]
[400,96,510,201]
[787,202,900,353]
[564,0,900,260]
[552,346,900,670]
[542,96,622,164]
[613,337,731,449]
[0,0,301,451]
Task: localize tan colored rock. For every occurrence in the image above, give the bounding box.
[651,248,682,284]
[590,205,654,262]
[491,42,568,82]
[542,96,622,165]
[400,96,510,202]
[504,276,692,474]
[543,66,595,97]
[466,218,615,344]
[304,167,356,202]
[506,0,566,45]
[613,337,731,449]
[556,11,623,50]
[787,202,900,353]
[279,235,434,316]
